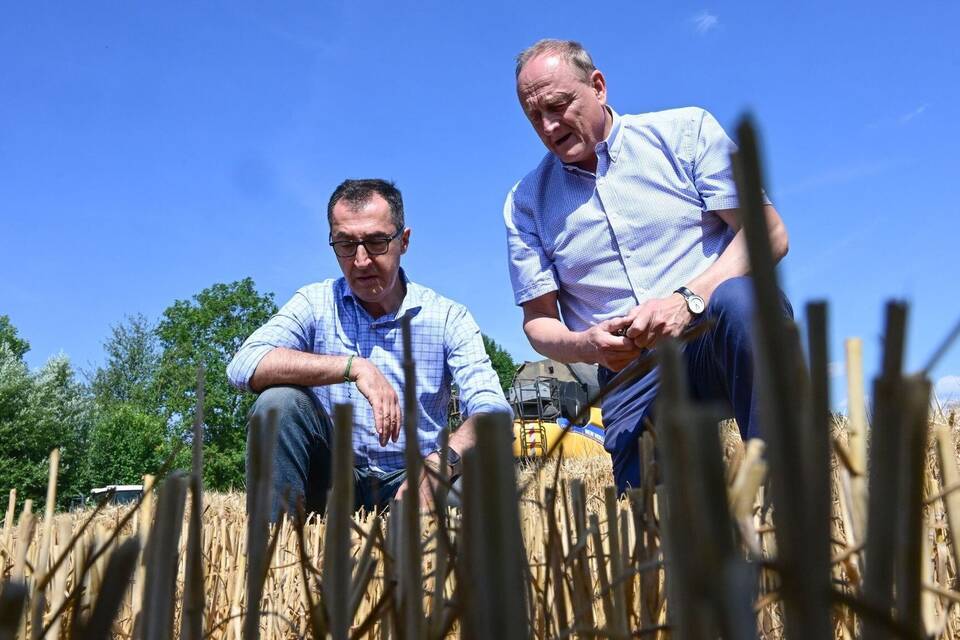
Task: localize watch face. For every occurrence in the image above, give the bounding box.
[689,296,706,314]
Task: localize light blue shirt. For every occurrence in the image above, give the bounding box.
[226,272,512,472]
[505,107,765,331]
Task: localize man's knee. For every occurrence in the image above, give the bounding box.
[707,277,755,322]
[708,276,793,324]
[249,385,317,423]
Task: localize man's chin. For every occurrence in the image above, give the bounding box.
[555,145,588,165]
[351,280,382,296]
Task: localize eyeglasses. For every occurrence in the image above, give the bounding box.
[329,229,402,258]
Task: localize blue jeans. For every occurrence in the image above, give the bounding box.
[246,385,407,522]
[599,277,794,494]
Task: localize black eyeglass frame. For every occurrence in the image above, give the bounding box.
[328,228,403,258]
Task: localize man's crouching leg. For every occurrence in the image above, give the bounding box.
[246,385,335,522]
[688,276,793,441]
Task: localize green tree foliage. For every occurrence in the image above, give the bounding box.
[155,278,276,490]
[0,315,30,361]
[86,314,169,488]
[86,404,169,487]
[0,352,93,510]
[0,344,34,497]
[482,334,517,393]
[90,313,160,409]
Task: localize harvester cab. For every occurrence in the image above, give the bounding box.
[509,373,606,459]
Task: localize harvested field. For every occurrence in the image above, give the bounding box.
[2,411,960,639]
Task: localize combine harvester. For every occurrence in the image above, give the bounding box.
[508,359,606,458]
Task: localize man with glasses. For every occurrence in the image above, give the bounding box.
[228,178,511,521]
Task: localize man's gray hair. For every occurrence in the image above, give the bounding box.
[515,39,597,82]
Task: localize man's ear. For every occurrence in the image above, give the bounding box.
[590,69,607,105]
[400,228,411,254]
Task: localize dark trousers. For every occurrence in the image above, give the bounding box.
[246,385,407,522]
[599,277,794,494]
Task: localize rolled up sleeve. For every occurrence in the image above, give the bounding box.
[443,305,513,417]
[226,289,317,392]
[504,186,558,306]
[691,109,771,211]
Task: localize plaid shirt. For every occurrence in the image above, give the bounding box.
[227,271,511,472]
[505,107,769,331]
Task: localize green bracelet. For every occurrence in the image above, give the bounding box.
[343,354,356,383]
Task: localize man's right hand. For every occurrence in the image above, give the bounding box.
[351,358,402,446]
[579,317,644,371]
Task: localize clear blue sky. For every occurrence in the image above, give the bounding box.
[2,2,958,409]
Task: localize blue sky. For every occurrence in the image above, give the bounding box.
[2,2,958,409]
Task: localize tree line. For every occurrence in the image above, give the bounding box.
[0,279,517,511]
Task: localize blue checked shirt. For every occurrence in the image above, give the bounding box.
[226,271,512,472]
[505,107,768,330]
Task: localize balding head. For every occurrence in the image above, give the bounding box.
[515,39,597,83]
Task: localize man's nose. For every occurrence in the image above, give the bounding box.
[540,113,559,134]
[353,245,372,266]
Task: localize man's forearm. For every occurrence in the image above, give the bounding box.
[523,316,588,364]
[249,347,353,393]
[448,415,479,455]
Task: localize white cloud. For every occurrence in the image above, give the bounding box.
[691,11,719,34]
[898,103,929,124]
[776,157,912,197]
[866,103,931,129]
[936,375,960,403]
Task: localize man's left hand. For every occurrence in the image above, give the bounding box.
[394,455,447,512]
[623,293,693,349]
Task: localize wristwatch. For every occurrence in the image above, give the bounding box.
[674,286,706,316]
[428,447,462,477]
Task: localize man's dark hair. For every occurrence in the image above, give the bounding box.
[515,39,597,82]
[327,178,405,232]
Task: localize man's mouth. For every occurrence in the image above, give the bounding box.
[554,132,573,147]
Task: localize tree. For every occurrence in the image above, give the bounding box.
[0,353,93,510]
[0,344,34,499]
[155,278,276,490]
[82,314,171,489]
[482,334,517,393]
[86,404,169,487]
[0,315,30,361]
[90,313,161,409]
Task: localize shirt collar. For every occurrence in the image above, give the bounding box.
[341,268,423,327]
[603,106,624,164]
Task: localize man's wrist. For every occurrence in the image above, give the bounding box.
[346,356,366,382]
[574,329,599,364]
[425,447,461,477]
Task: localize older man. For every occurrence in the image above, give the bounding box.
[504,39,792,493]
[228,178,511,520]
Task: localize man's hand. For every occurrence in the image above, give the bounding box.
[351,358,402,446]
[623,293,692,350]
[579,318,644,371]
[394,453,447,511]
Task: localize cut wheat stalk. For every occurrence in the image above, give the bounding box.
[845,338,869,543]
[181,366,205,640]
[398,314,424,640]
[141,472,188,640]
[323,403,354,640]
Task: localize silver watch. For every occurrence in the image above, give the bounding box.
[674,286,706,316]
